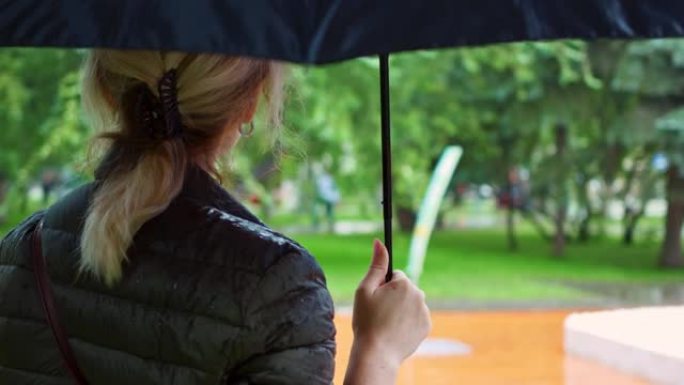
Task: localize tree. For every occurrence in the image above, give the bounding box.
[612,40,684,267]
[0,49,86,222]
[655,107,684,267]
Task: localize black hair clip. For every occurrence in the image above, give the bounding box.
[157,69,184,138]
[133,69,184,140]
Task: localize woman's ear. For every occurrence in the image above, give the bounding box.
[242,83,264,123]
[244,99,258,123]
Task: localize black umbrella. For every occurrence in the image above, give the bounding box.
[3,0,684,280]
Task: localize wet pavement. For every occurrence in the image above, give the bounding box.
[559,281,684,306]
[333,310,653,385]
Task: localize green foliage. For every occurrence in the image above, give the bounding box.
[278,41,603,213]
[0,49,85,181]
[0,48,87,226]
[4,40,684,250]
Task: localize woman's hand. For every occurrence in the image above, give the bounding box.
[344,240,432,385]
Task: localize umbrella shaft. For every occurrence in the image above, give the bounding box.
[379,54,393,283]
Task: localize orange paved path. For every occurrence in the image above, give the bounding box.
[333,310,653,385]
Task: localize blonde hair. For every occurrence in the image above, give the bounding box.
[80,50,284,285]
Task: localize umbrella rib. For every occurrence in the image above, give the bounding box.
[306,0,343,63]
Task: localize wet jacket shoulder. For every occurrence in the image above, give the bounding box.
[0,167,336,385]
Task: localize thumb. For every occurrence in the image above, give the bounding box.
[358,239,389,291]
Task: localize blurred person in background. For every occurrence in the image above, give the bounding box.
[40,168,60,204]
[315,166,340,233]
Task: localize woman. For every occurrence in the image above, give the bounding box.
[0,50,431,385]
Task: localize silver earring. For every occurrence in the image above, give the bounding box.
[239,121,255,137]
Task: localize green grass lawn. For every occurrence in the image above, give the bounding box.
[295,229,684,305]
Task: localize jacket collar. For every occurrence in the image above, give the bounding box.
[179,166,263,226]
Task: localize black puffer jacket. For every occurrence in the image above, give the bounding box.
[0,167,336,385]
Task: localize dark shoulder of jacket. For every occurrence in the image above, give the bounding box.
[164,195,324,278]
[0,184,92,267]
[42,183,95,235]
[0,210,45,265]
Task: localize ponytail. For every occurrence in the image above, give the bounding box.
[80,140,186,285]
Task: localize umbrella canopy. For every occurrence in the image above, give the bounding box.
[3,0,684,279]
[3,0,684,64]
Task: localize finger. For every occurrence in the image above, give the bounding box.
[379,271,410,291]
[358,239,389,291]
[423,305,433,331]
[390,270,408,281]
[418,289,426,301]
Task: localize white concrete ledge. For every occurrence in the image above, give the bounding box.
[564,306,684,385]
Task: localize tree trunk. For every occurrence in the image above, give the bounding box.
[520,210,553,241]
[500,136,517,252]
[622,208,645,246]
[619,156,645,246]
[553,205,567,256]
[575,172,592,242]
[506,206,517,251]
[397,206,417,233]
[660,166,684,268]
[578,214,591,242]
[622,209,639,245]
[552,123,568,257]
[595,183,612,238]
[623,222,636,245]
[435,211,445,230]
[660,201,684,267]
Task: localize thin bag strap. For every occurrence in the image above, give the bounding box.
[31,219,90,385]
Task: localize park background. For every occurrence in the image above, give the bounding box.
[2,40,684,384]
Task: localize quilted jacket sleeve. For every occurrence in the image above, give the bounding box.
[227,249,336,385]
